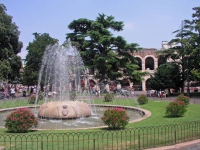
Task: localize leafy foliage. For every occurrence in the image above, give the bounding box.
[148,62,182,91]
[176,94,190,106]
[101,107,129,129]
[165,101,187,117]
[137,94,148,105]
[104,93,114,102]
[5,108,38,133]
[66,13,146,82]
[28,94,36,104]
[69,91,76,101]
[156,7,200,90]
[0,4,22,82]
[28,92,44,104]
[23,33,58,86]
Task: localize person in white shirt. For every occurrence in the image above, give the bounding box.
[10,87,15,98]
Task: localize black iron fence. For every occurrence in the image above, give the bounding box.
[0,120,200,150]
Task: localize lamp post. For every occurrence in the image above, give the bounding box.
[185,55,190,97]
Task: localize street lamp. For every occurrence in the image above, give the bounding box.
[185,55,190,97]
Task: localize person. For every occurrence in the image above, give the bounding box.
[131,86,135,96]
[10,86,15,98]
[33,87,37,94]
[162,91,166,98]
[48,91,52,98]
[4,86,8,99]
[158,89,162,97]
[96,86,100,97]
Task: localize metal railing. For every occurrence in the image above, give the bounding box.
[0,120,200,150]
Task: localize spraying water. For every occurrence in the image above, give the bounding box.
[35,41,93,119]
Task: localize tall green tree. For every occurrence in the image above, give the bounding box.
[156,6,200,91]
[22,33,58,86]
[66,14,145,83]
[181,7,200,81]
[148,63,182,93]
[0,4,23,83]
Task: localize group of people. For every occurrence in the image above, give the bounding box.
[147,89,167,98]
[0,83,31,99]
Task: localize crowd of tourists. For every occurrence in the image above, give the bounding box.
[147,89,167,98]
[0,83,31,99]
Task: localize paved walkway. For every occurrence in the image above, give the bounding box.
[146,139,200,150]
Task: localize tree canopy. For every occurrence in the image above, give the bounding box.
[66,14,146,84]
[0,4,23,83]
[22,33,58,86]
[156,6,200,90]
[148,62,182,91]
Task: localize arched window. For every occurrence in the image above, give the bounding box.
[145,57,154,70]
[146,78,152,90]
[133,82,142,91]
[135,57,142,70]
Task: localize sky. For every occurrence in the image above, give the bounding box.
[1,0,199,59]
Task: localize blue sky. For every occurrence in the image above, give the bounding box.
[1,0,199,59]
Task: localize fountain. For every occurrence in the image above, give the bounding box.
[35,41,92,119]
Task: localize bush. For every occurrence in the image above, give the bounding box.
[38,92,44,101]
[137,94,148,105]
[176,94,190,106]
[5,108,38,133]
[165,100,187,117]
[101,107,129,129]
[28,92,44,104]
[104,93,114,102]
[69,91,76,100]
[28,94,36,104]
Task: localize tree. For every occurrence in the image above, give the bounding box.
[22,33,58,87]
[156,6,200,91]
[182,7,200,81]
[0,4,23,82]
[148,63,182,93]
[66,14,146,84]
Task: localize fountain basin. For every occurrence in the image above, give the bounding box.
[0,105,151,130]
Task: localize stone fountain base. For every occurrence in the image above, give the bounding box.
[38,101,91,119]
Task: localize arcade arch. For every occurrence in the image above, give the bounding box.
[135,57,142,70]
[145,57,154,70]
[133,81,142,91]
[145,78,152,90]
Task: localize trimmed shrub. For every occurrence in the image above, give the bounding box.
[69,91,76,100]
[101,107,129,129]
[28,92,44,104]
[104,93,114,102]
[166,100,187,117]
[28,94,36,104]
[137,94,148,105]
[38,92,44,101]
[5,108,38,133]
[176,94,190,106]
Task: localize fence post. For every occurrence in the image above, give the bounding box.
[174,130,176,144]
[93,138,95,150]
[138,135,140,150]
[41,140,43,150]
